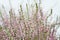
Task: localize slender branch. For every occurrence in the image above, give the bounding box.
[51,22,60,27]
[46,9,53,20]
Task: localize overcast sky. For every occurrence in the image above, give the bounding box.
[0,0,60,37]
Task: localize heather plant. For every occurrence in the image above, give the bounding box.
[0,0,60,40]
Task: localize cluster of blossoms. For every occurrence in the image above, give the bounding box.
[0,0,59,40]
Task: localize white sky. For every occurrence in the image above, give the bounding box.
[0,0,60,37]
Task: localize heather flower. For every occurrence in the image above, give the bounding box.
[0,0,59,40]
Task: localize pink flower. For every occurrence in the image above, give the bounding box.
[45,27,49,32]
[39,26,44,32]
